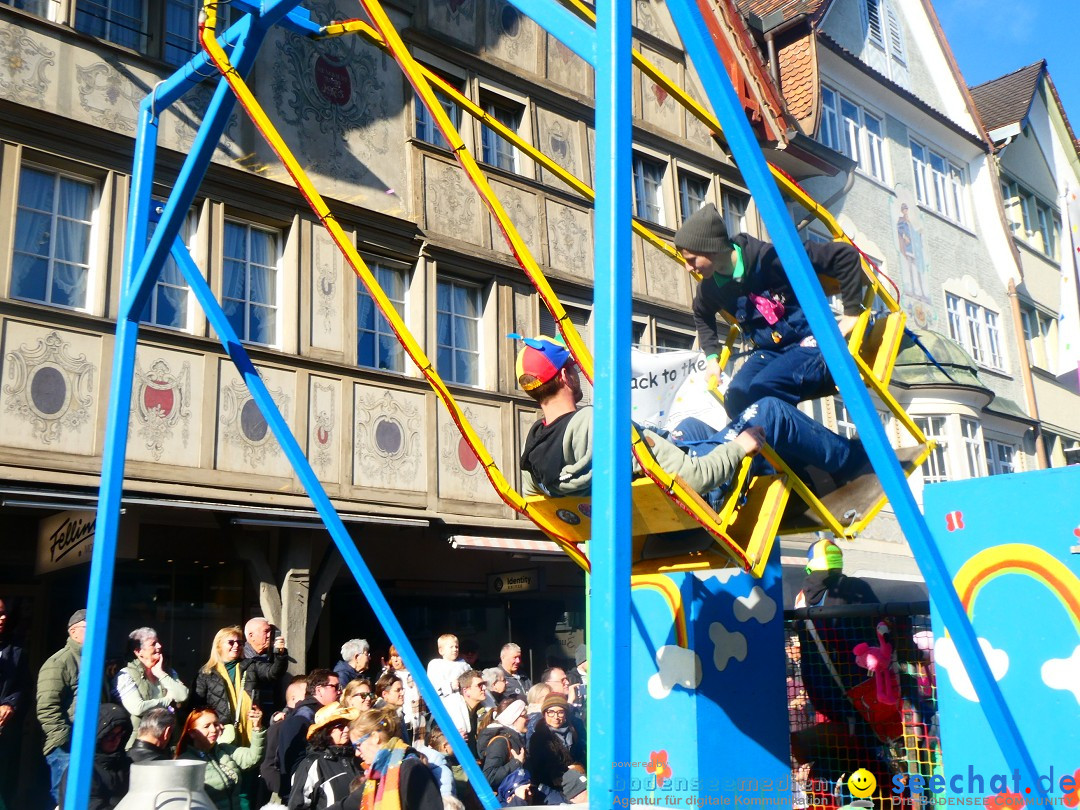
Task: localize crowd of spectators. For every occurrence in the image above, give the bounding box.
[1,599,588,810]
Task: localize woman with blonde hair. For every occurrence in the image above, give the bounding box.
[337,707,441,810]
[341,678,376,711]
[194,626,254,745]
[175,706,265,810]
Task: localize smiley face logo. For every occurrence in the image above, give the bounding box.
[848,769,877,798]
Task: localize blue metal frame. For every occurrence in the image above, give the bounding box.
[74,0,1043,805]
[70,3,495,808]
[663,0,1043,796]
[589,0,633,804]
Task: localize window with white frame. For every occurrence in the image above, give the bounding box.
[11,165,96,310]
[656,328,694,351]
[1020,305,1055,370]
[1062,437,1080,466]
[436,278,482,386]
[480,94,522,173]
[414,78,462,151]
[222,220,280,346]
[722,187,748,236]
[163,0,200,66]
[139,202,196,331]
[914,415,949,483]
[1001,178,1060,259]
[984,438,1016,475]
[1,0,61,18]
[946,293,1005,371]
[540,304,592,404]
[632,153,666,225]
[357,263,407,373]
[678,170,710,223]
[960,417,984,478]
[831,397,890,439]
[76,0,146,51]
[911,139,967,224]
[820,87,886,182]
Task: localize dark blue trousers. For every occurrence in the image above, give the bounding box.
[724,344,832,417]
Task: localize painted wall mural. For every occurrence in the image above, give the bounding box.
[893,193,933,329]
[1,325,97,454]
[308,376,340,483]
[216,363,294,477]
[0,23,55,106]
[353,386,427,492]
[437,402,502,503]
[924,468,1080,801]
[128,350,195,466]
[75,60,140,133]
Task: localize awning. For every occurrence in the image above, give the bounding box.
[448,535,565,555]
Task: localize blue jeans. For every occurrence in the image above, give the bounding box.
[672,396,865,485]
[45,746,69,804]
[725,344,831,417]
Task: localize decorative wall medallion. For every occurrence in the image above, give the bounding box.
[132,358,191,461]
[3,331,94,444]
[355,389,423,487]
[314,237,336,333]
[272,31,387,177]
[439,404,496,494]
[310,380,335,473]
[220,377,288,466]
[426,160,477,240]
[547,204,591,276]
[0,23,54,105]
[76,62,140,133]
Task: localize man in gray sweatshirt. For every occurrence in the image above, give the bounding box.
[514,336,869,500]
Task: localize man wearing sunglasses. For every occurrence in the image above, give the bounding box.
[276,669,341,799]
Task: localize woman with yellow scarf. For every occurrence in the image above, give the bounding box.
[195,626,256,746]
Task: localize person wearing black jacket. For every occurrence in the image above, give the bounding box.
[527,694,584,798]
[0,597,27,806]
[128,707,176,763]
[674,203,865,417]
[278,670,341,798]
[57,703,132,810]
[477,697,528,791]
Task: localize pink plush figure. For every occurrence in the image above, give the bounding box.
[853,621,900,705]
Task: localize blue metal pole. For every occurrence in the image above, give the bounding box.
[63,90,163,810]
[664,0,1043,796]
[168,240,499,810]
[67,7,302,809]
[504,0,597,64]
[588,0,632,803]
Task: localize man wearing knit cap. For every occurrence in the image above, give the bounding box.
[512,335,871,499]
[674,203,865,417]
[36,609,88,803]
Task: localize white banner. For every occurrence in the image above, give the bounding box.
[629,348,730,433]
[1055,183,1080,379]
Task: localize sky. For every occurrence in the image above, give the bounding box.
[934,0,1079,127]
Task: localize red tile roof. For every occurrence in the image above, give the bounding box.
[735,0,831,25]
[968,61,1046,133]
[778,32,815,126]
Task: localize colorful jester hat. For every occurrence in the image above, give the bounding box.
[805,538,844,574]
[509,333,572,391]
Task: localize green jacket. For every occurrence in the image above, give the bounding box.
[521,407,746,498]
[178,727,266,810]
[116,657,189,748]
[36,637,81,754]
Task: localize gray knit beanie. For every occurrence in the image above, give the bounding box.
[674,203,729,254]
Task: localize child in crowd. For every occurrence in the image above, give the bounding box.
[425,634,471,698]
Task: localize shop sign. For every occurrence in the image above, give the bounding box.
[488,568,540,594]
[36,510,137,574]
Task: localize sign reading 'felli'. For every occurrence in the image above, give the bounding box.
[36,510,137,575]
